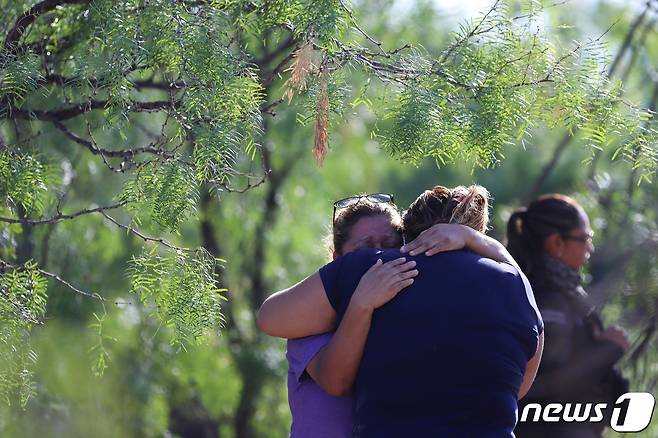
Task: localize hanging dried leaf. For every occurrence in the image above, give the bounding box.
[284,41,314,104]
[313,70,330,166]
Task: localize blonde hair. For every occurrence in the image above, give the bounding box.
[402,185,489,242]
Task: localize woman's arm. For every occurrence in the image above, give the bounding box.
[257,273,337,338]
[257,257,417,340]
[305,258,418,396]
[401,224,520,270]
[518,332,544,399]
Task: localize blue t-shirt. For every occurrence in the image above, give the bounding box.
[319,248,543,438]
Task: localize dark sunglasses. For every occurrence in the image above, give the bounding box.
[332,193,395,224]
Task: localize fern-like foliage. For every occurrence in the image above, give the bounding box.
[128,247,225,349]
[0,261,47,407]
[119,160,199,232]
[0,150,58,217]
[371,3,658,177]
[1,0,656,408]
[0,52,42,118]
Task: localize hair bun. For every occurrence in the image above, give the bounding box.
[450,185,490,233]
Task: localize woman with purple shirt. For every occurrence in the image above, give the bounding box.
[260,189,527,438]
[284,195,408,438]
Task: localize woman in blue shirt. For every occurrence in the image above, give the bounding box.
[259,185,543,437]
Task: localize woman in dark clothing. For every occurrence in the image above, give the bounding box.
[259,186,544,437]
[507,194,630,438]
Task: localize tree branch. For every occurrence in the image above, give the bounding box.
[40,74,186,92]
[0,258,127,304]
[52,120,175,161]
[0,201,128,226]
[100,211,192,253]
[523,5,651,201]
[607,2,650,77]
[338,0,386,56]
[4,0,90,51]
[261,50,297,87]
[4,100,179,122]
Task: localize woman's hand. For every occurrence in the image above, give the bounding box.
[401,223,521,269]
[401,224,473,256]
[350,257,418,312]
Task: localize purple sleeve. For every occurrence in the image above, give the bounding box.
[286,334,333,382]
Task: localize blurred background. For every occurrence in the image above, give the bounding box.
[1,0,656,436]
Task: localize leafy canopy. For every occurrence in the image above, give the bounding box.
[0,0,656,406]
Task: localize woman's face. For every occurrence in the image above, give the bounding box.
[558,209,594,270]
[338,215,402,257]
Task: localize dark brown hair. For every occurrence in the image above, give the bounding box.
[328,199,403,257]
[506,193,584,276]
[402,185,490,242]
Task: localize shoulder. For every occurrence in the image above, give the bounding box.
[442,250,521,279]
[476,259,544,333]
[318,248,384,316]
[319,247,381,281]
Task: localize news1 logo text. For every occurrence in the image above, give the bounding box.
[519,392,655,432]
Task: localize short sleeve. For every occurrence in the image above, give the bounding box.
[318,249,374,320]
[518,269,544,335]
[318,255,347,313]
[318,248,383,323]
[286,334,333,382]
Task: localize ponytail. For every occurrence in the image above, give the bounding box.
[506,194,584,277]
[506,208,534,274]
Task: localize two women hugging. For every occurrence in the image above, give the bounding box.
[258,185,544,438]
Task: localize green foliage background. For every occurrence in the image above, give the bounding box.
[0,0,657,437]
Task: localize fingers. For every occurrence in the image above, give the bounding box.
[383,257,409,268]
[402,232,455,256]
[396,268,419,281]
[401,237,431,256]
[425,245,448,256]
[400,234,425,254]
[380,260,418,286]
[379,258,416,272]
[393,277,415,292]
[408,243,432,256]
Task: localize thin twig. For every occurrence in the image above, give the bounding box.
[4,99,179,122]
[100,211,192,252]
[0,258,130,305]
[338,0,386,56]
[0,201,128,225]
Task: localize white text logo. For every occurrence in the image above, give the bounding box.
[519,392,655,433]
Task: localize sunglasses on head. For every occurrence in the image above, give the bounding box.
[332,193,395,224]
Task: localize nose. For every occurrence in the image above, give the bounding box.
[587,240,594,254]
